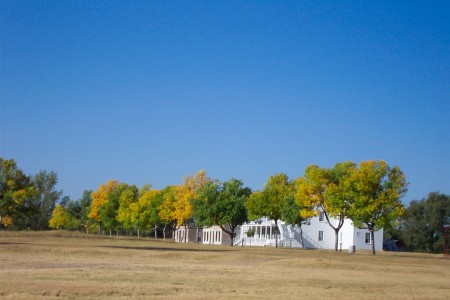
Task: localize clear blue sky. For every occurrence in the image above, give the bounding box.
[1,1,449,203]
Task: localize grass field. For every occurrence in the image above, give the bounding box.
[0,231,449,299]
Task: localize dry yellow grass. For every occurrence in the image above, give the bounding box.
[0,231,449,299]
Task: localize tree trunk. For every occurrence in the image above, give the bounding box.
[154,224,157,239]
[162,225,166,239]
[230,227,235,246]
[371,228,376,255]
[219,225,235,246]
[299,226,305,250]
[334,228,339,252]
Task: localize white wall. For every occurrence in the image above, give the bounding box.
[301,215,337,249]
[352,228,383,251]
[202,226,222,245]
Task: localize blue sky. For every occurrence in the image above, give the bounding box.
[1,1,449,203]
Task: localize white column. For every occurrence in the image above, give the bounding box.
[259,226,262,242]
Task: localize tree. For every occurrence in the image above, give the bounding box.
[247,173,292,248]
[0,158,34,229]
[164,170,212,241]
[173,185,194,228]
[133,186,162,238]
[100,183,130,235]
[116,184,139,233]
[174,170,211,230]
[347,160,407,255]
[21,170,62,230]
[184,170,210,192]
[158,186,178,239]
[49,205,70,230]
[64,190,92,231]
[296,162,356,252]
[88,180,119,231]
[193,178,251,246]
[399,192,450,253]
[219,179,251,244]
[281,194,308,249]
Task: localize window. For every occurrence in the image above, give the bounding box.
[365,232,371,244]
[318,231,324,241]
[319,212,324,222]
[357,232,363,238]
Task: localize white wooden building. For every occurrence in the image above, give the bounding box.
[174,225,235,245]
[233,214,383,251]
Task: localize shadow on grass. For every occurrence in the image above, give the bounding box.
[99,245,232,252]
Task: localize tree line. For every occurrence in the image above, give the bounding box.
[0,158,61,230]
[1,157,448,254]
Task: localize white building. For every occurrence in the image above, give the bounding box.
[174,225,235,245]
[233,214,383,252]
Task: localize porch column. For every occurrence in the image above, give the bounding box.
[259,226,262,243]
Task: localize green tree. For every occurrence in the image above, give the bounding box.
[247,173,292,248]
[295,162,356,252]
[100,183,130,235]
[399,192,450,253]
[132,185,161,238]
[193,179,251,246]
[0,158,34,229]
[21,170,62,230]
[281,194,309,249]
[64,190,92,231]
[347,160,407,255]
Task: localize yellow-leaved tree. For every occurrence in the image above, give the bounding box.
[49,205,69,230]
[295,162,356,252]
[177,170,211,227]
[131,185,159,236]
[173,185,194,227]
[346,160,407,255]
[161,170,211,240]
[88,180,119,225]
[158,186,177,238]
[116,185,139,233]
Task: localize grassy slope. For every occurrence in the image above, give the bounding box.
[0,231,449,299]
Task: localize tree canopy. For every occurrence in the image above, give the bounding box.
[247,173,293,248]
[193,178,251,245]
[395,192,450,253]
[0,158,34,228]
[295,162,356,251]
[347,160,408,254]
